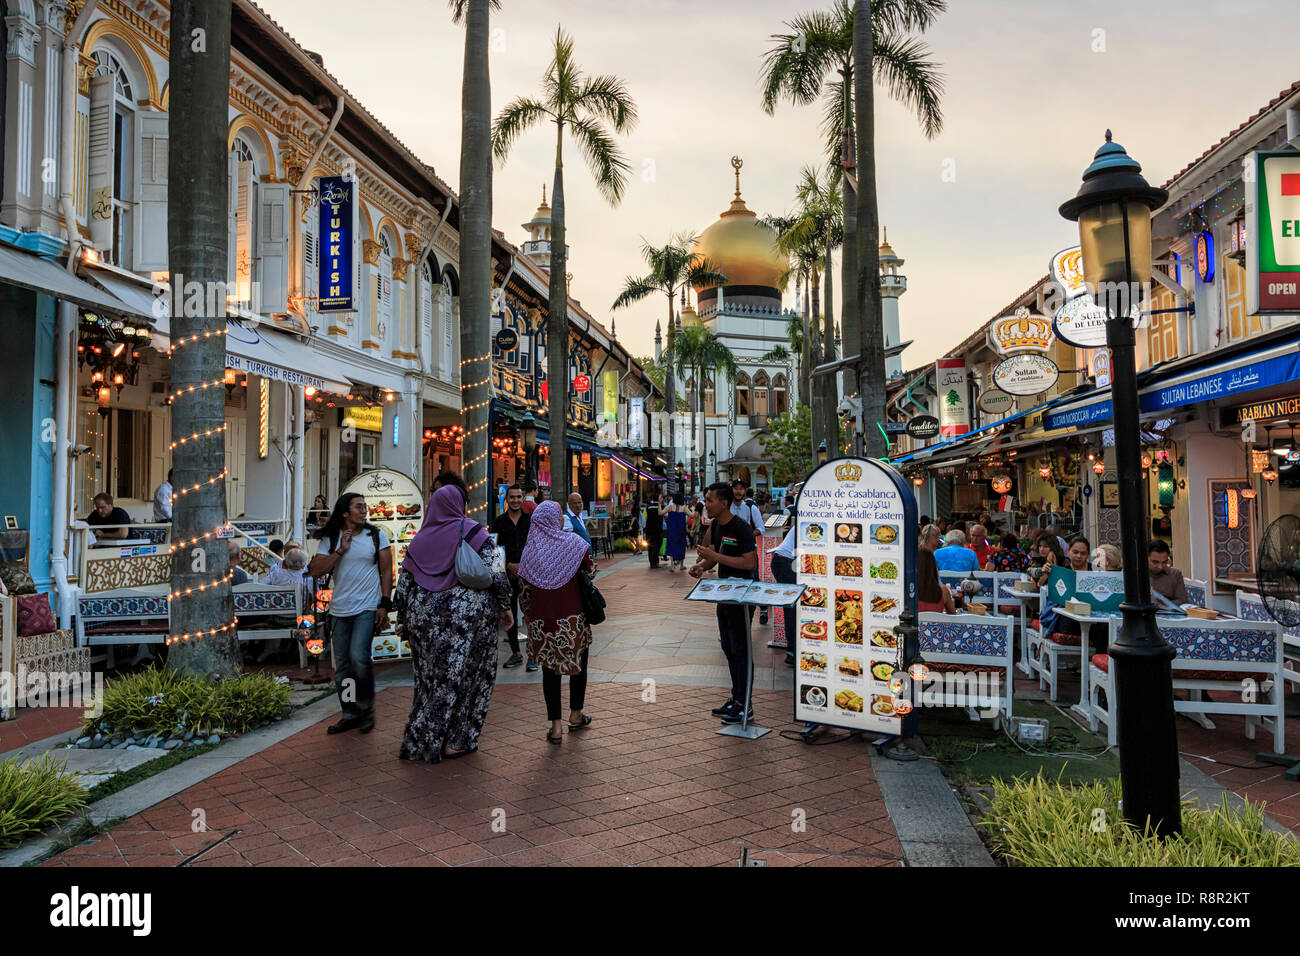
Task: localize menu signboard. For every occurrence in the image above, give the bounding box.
[794,457,917,732]
[341,468,425,571]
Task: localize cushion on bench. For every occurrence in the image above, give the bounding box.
[923,660,1007,676]
[1094,653,1268,683]
[1046,632,1081,646]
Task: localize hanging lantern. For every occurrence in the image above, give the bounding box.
[888,674,907,695]
[224,368,237,385]
[1141,454,1152,470]
[912,475,924,487]
[991,475,1013,494]
[1262,468,1279,482]
[909,662,929,682]
[1038,463,1051,479]
[1226,489,1240,530]
[893,699,914,716]
[1241,486,1257,500]
[1092,460,1105,475]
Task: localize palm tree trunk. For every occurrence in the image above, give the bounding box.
[664,295,675,467]
[839,62,859,408]
[167,0,239,677]
[459,0,493,521]
[808,271,823,459]
[854,0,886,459]
[548,128,569,502]
[823,239,839,454]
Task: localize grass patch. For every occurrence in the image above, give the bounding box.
[0,755,89,849]
[81,743,217,805]
[83,666,291,739]
[981,774,1300,866]
[612,537,638,553]
[920,701,1120,787]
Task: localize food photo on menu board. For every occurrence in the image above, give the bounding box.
[342,468,425,564]
[794,456,914,733]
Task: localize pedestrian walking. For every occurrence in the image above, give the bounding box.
[644,493,663,568]
[769,503,798,665]
[491,484,537,672]
[665,493,688,571]
[686,500,702,549]
[690,482,758,724]
[729,480,768,623]
[308,493,394,735]
[152,469,173,522]
[393,485,512,761]
[517,501,596,744]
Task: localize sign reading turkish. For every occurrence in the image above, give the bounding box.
[906,415,940,439]
[793,457,916,733]
[573,374,591,393]
[495,328,519,352]
[935,358,969,437]
[1248,150,1300,313]
[986,307,1053,356]
[993,353,1059,396]
[316,176,355,312]
[978,389,1015,416]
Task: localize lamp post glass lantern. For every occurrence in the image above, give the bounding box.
[1060,130,1180,837]
[817,441,828,465]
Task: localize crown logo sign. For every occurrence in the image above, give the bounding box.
[834,462,862,482]
[989,307,1053,354]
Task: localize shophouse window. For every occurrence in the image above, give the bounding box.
[1223,248,1263,344]
[773,373,788,416]
[112,408,151,501]
[87,50,136,269]
[703,376,715,415]
[420,259,435,371]
[752,370,769,421]
[229,133,289,315]
[735,372,750,417]
[442,274,456,374]
[378,231,394,350]
[229,137,257,305]
[1147,282,1180,366]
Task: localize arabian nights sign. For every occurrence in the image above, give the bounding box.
[317,175,356,312]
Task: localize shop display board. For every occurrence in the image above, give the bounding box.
[794,457,917,733]
[341,468,425,569]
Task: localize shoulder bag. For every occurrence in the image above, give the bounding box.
[577,568,606,626]
[455,518,494,590]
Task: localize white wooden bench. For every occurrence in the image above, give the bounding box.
[1236,591,1300,693]
[917,611,1015,728]
[1089,617,1285,752]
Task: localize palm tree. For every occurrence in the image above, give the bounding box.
[611,232,726,466]
[450,0,499,520]
[778,166,844,452]
[167,0,239,677]
[492,27,636,502]
[674,325,738,493]
[761,0,945,453]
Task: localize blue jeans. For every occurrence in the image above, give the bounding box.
[331,611,376,717]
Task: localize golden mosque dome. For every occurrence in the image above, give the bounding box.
[679,301,702,327]
[692,157,787,293]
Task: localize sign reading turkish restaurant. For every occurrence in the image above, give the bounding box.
[1221,393,1300,427]
[935,358,969,437]
[317,175,355,312]
[1248,150,1300,313]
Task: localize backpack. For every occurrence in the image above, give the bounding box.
[327,524,383,563]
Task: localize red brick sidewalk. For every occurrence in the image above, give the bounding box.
[44,682,900,867]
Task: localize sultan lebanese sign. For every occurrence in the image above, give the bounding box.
[317,176,356,313]
[993,353,1059,396]
[1247,150,1300,313]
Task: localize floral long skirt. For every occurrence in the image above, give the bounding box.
[396,570,503,761]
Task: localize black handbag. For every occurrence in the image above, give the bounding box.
[578,570,606,626]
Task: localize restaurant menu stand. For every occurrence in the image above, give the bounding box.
[685,578,807,740]
[792,457,918,747]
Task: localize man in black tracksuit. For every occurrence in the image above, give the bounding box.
[644,494,663,569]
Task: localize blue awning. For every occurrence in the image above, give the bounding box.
[890,396,1066,465]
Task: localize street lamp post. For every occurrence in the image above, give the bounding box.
[1060,131,1180,837]
[817,441,828,466]
[709,450,717,482]
[520,411,538,493]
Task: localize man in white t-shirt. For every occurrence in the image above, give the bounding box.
[307,494,393,735]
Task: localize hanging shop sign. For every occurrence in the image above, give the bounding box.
[1221,393,1300,427]
[316,176,356,313]
[1051,292,1140,348]
[573,373,591,394]
[1089,349,1112,388]
[905,415,940,440]
[602,370,619,422]
[628,396,645,444]
[977,389,1014,416]
[793,457,917,733]
[993,353,1059,396]
[935,358,969,437]
[494,327,519,352]
[1141,349,1300,413]
[1247,150,1300,313]
[1050,246,1088,299]
[1195,231,1215,283]
[986,307,1053,356]
[342,406,383,433]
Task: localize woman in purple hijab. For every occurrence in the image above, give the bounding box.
[393,485,512,762]
[518,501,596,743]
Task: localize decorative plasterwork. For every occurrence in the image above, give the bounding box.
[6,14,41,65]
[391,258,411,283]
[361,239,382,266]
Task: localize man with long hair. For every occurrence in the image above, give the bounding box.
[307,493,393,734]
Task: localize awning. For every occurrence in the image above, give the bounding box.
[84,268,351,395]
[891,396,1065,465]
[0,243,153,321]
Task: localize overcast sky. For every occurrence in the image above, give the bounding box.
[265,0,1300,367]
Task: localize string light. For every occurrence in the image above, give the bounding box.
[167,378,227,404]
[166,619,238,647]
[170,571,234,602]
[170,471,228,502]
[168,526,233,551]
[169,423,228,451]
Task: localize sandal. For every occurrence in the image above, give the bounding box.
[546,729,563,744]
[568,714,593,731]
[441,745,477,760]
